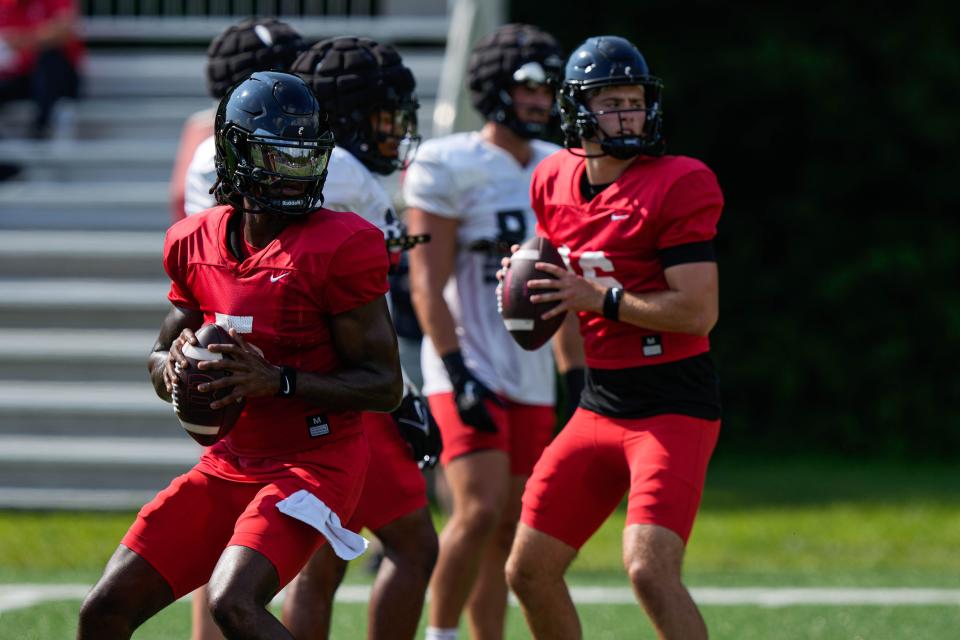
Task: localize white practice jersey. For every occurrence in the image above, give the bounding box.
[322,147,404,240]
[403,131,560,406]
[184,135,217,216]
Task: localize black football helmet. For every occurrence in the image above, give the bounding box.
[467,23,564,140]
[214,71,334,216]
[292,36,420,176]
[560,36,665,158]
[206,17,306,99]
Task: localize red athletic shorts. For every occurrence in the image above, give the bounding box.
[427,392,555,476]
[121,432,368,599]
[345,412,428,533]
[521,409,720,548]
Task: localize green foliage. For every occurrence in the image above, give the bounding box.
[511,3,960,456]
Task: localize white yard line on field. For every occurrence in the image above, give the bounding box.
[3,584,960,614]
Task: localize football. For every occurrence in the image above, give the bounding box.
[499,236,568,351]
[172,323,245,446]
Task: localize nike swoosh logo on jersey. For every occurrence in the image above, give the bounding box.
[270,272,290,283]
[611,214,630,221]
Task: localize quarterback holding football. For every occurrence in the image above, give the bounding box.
[504,36,724,640]
[78,72,402,640]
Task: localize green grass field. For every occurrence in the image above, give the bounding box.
[2,454,959,638]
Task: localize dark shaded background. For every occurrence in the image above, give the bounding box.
[512,2,960,457]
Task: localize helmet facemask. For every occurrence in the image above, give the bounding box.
[489,61,557,139]
[353,94,422,175]
[561,78,664,159]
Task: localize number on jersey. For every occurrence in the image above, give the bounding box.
[558,245,623,288]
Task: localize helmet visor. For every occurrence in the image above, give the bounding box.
[248,138,332,180]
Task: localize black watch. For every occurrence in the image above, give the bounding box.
[603,287,623,321]
[276,366,297,398]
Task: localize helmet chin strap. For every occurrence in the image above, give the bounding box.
[565,146,608,159]
[567,131,643,159]
[600,137,646,159]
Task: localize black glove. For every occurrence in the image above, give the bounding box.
[441,351,502,433]
[392,389,443,469]
[562,367,586,425]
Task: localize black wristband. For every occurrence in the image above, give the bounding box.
[603,287,623,321]
[276,366,297,398]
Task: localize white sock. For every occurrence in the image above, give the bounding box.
[425,627,459,640]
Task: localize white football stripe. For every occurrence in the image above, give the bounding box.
[503,319,535,331]
[181,344,222,361]
[179,420,220,435]
[512,249,540,261]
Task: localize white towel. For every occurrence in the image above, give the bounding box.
[276,490,369,560]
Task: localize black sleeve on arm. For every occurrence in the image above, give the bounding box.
[658,240,716,268]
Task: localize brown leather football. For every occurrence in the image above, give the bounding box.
[499,236,568,351]
[172,324,245,446]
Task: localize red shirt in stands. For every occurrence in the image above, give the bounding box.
[163,205,390,470]
[531,150,723,370]
[0,0,84,78]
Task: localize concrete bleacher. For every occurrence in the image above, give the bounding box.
[0,26,446,508]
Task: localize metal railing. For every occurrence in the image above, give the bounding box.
[80,0,377,18]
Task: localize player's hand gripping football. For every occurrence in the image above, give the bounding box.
[441,351,503,433]
[163,327,198,395]
[392,388,443,469]
[499,248,606,320]
[196,328,277,409]
[527,262,606,319]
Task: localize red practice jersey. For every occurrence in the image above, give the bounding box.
[164,206,390,459]
[531,151,723,370]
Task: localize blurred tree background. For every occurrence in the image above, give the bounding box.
[512,2,960,457]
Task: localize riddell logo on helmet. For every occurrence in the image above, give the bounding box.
[298,127,304,136]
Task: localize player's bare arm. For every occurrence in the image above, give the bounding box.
[552,313,586,372]
[200,294,403,412]
[529,260,719,336]
[147,305,204,402]
[407,207,460,356]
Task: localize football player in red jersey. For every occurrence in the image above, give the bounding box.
[502,36,723,640]
[77,72,402,640]
[183,34,442,640]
